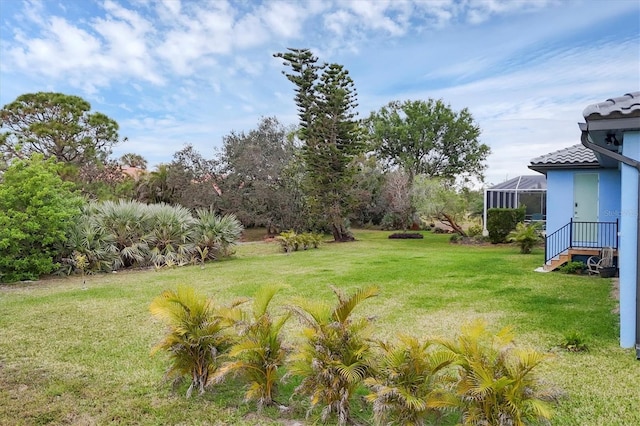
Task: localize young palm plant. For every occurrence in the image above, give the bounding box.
[214,285,290,410]
[288,286,379,425]
[365,336,458,426]
[508,222,542,254]
[437,320,559,426]
[149,285,245,397]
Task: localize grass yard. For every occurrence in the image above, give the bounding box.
[0,230,638,425]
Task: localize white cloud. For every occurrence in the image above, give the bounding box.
[262,1,306,38]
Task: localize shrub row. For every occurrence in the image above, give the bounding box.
[275,230,324,252]
[150,285,559,426]
[61,200,243,274]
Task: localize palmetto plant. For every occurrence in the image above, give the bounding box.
[214,285,290,409]
[146,203,196,268]
[365,336,458,426]
[62,211,119,273]
[288,286,379,425]
[437,321,558,426]
[89,200,151,268]
[149,285,244,397]
[193,209,243,259]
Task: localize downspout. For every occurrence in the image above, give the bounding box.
[581,128,640,359]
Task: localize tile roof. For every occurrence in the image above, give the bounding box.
[583,91,640,120]
[529,144,599,172]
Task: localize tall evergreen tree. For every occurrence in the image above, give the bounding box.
[275,48,364,241]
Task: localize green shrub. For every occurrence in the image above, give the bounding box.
[214,285,290,409]
[508,221,542,254]
[560,331,589,352]
[466,224,483,237]
[449,233,460,243]
[276,230,323,252]
[437,320,559,425]
[147,203,196,268]
[0,155,83,282]
[365,336,458,425]
[559,261,585,274]
[149,285,245,397]
[193,209,243,259]
[288,286,379,425]
[486,208,525,244]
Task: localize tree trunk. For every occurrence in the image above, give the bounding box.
[441,213,467,236]
[330,202,354,242]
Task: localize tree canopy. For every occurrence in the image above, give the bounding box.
[367,99,489,184]
[412,175,468,236]
[0,92,121,167]
[275,48,365,241]
[219,116,305,232]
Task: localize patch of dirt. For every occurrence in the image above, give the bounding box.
[611,278,620,314]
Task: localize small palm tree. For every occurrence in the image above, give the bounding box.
[508,222,542,254]
[149,285,244,397]
[365,336,458,426]
[214,285,290,409]
[437,320,559,426]
[288,286,379,425]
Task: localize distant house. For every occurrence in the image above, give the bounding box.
[121,166,146,180]
[529,92,640,355]
[482,175,547,233]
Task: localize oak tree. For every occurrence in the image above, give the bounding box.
[367,99,489,184]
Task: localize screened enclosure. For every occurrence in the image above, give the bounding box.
[483,175,547,230]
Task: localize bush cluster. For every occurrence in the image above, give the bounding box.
[61,200,243,274]
[275,230,324,252]
[486,207,526,243]
[0,155,84,282]
[151,285,559,426]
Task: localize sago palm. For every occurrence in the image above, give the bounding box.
[365,336,458,426]
[214,285,290,409]
[288,285,379,425]
[437,320,558,426]
[149,285,244,397]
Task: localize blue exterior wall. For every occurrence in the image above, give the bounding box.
[619,131,640,348]
[545,170,575,237]
[545,168,621,254]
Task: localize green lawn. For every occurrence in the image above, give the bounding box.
[1,230,638,425]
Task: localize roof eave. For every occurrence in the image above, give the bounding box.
[528,163,602,174]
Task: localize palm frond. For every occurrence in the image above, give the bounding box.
[331,285,379,323]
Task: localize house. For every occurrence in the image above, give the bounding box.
[482,175,547,234]
[529,92,640,355]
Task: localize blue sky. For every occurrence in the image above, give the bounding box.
[1,0,639,185]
